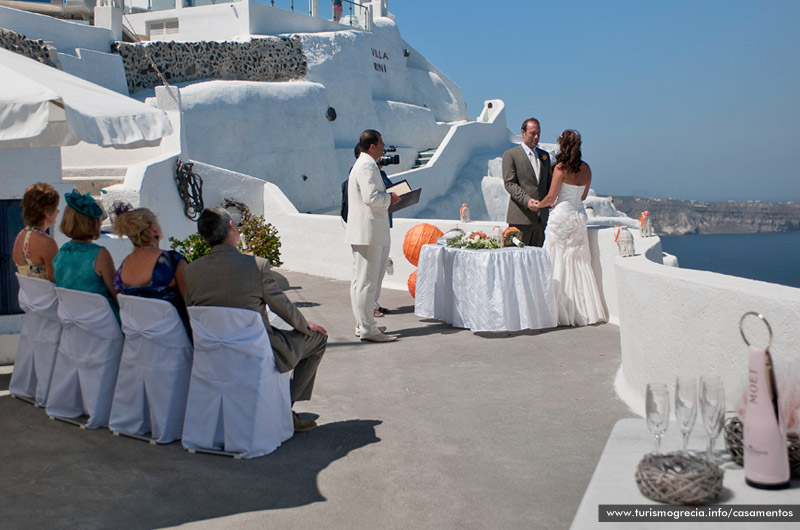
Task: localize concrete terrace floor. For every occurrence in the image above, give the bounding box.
[0,269,633,530]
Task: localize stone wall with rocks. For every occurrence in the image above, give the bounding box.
[113,36,307,94]
[0,28,57,67]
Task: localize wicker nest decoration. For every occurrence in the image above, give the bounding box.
[635,453,723,505]
[723,416,745,466]
[724,416,800,477]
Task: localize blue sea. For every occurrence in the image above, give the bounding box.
[659,232,800,289]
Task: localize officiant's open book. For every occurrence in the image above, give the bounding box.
[387,180,421,213]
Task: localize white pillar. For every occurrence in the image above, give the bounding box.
[309,0,319,18]
[93,5,123,41]
[156,86,189,159]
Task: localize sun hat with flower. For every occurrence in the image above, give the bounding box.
[64,190,107,219]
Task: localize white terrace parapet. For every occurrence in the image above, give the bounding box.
[614,230,800,417]
[396,99,512,218]
[0,5,116,52]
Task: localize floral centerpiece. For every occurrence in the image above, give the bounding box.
[447,231,501,250]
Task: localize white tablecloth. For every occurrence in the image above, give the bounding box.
[414,244,557,332]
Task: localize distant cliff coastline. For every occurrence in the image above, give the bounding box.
[608,196,800,235]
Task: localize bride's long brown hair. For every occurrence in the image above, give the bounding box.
[555,129,582,173]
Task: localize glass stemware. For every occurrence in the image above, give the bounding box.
[675,376,698,453]
[700,376,725,462]
[645,383,670,454]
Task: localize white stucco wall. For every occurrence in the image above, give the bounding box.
[397,100,512,218]
[124,3,249,42]
[58,47,129,95]
[614,234,800,417]
[0,5,115,52]
[172,15,472,215]
[0,147,71,347]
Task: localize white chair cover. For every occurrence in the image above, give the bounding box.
[9,274,62,406]
[182,306,292,458]
[109,295,193,443]
[45,287,123,429]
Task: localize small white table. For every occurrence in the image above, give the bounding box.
[414,244,557,332]
[570,418,800,529]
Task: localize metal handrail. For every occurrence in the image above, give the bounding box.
[341,0,367,28]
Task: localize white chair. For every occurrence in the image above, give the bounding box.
[9,274,62,407]
[182,306,293,459]
[109,295,193,444]
[45,287,123,429]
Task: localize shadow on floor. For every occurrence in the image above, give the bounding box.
[0,396,381,530]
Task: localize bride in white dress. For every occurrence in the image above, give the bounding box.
[533,130,606,326]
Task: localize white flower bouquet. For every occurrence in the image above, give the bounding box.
[447,231,501,250]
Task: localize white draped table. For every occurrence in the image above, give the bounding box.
[414,244,557,332]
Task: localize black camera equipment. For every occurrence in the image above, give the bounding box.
[378,145,400,167]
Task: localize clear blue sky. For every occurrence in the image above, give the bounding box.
[388,0,799,202]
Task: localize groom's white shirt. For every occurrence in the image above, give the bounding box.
[520,142,541,181]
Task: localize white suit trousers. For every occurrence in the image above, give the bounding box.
[351,244,385,338]
[374,244,391,309]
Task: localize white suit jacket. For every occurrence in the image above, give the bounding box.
[345,152,391,246]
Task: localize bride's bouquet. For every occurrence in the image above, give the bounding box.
[503,227,524,247]
[447,231,500,250]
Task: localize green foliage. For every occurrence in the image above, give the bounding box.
[169,233,210,262]
[238,210,282,267]
[168,210,282,267]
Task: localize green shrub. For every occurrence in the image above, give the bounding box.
[169,209,282,267]
[239,210,282,267]
[169,233,210,262]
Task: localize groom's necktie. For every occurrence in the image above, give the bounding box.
[530,149,540,181]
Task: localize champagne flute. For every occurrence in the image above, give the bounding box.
[675,376,697,453]
[645,383,670,454]
[700,376,725,462]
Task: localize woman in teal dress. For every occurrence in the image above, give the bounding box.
[52,190,119,321]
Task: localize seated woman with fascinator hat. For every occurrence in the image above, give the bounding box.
[13,182,60,282]
[52,190,119,321]
[111,203,190,336]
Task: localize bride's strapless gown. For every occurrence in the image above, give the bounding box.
[543,183,607,326]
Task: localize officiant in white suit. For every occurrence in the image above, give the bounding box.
[346,129,401,342]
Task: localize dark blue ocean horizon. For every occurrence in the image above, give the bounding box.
[659,232,800,289]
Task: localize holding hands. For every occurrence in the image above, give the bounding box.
[528,198,541,211]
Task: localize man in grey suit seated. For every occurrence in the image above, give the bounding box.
[184,207,327,433]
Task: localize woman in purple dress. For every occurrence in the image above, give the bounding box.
[111,205,190,336]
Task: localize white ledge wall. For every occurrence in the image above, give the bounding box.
[614,232,800,416]
[0,5,115,52]
[394,99,512,217]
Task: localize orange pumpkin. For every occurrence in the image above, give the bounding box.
[408,269,417,298]
[402,223,443,266]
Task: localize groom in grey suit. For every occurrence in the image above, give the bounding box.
[503,117,553,247]
[184,207,327,432]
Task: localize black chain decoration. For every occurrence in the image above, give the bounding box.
[221,198,251,218]
[175,158,204,221]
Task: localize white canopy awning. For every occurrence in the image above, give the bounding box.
[0,48,173,148]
